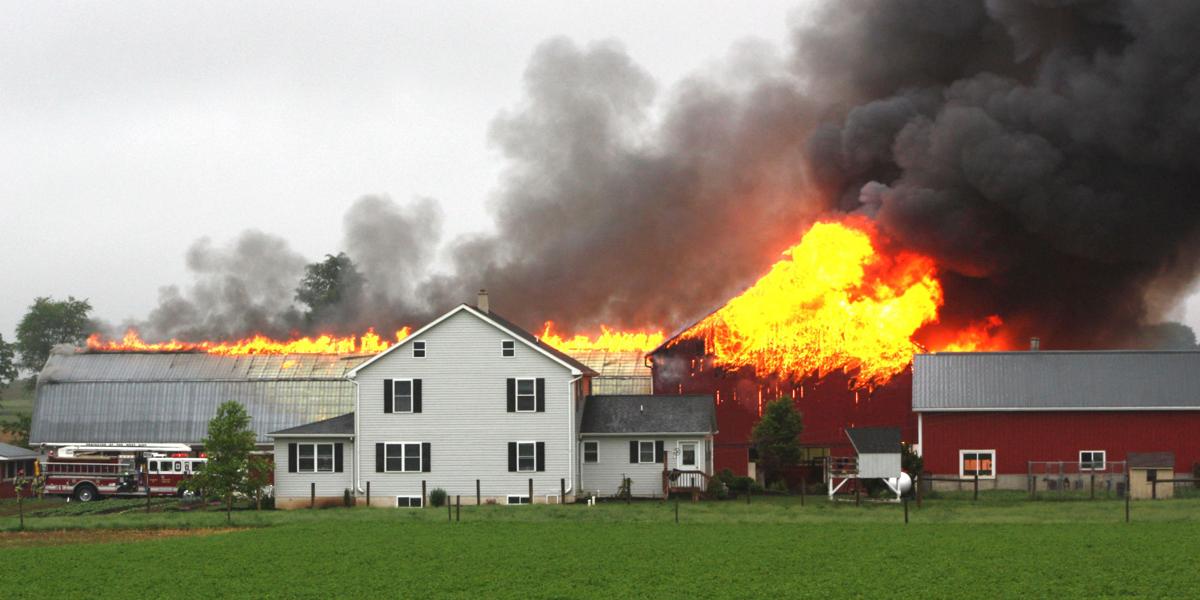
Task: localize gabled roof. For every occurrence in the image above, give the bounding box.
[0,442,37,460]
[269,413,355,437]
[914,351,1200,411]
[580,395,715,435]
[845,427,901,454]
[347,304,597,377]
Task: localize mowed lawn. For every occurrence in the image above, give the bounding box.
[2,496,1199,598]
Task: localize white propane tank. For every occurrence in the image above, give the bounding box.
[885,472,913,495]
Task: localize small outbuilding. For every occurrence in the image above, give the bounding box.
[1128,452,1175,500]
[1,442,39,499]
[829,427,904,500]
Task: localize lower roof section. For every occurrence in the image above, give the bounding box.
[580,394,716,435]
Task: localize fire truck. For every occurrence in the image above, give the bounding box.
[41,444,206,502]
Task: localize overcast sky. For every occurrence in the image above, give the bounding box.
[5,1,1200,342]
[0,1,817,339]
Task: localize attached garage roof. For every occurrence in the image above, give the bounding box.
[580,395,715,435]
[914,351,1200,411]
[0,442,37,460]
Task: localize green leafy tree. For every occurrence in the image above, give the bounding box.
[2,413,31,447]
[295,253,365,323]
[0,334,17,388]
[751,398,804,485]
[242,455,273,510]
[189,401,257,522]
[15,296,93,373]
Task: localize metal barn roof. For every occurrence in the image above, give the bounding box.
[580,395,715,435]
[570,350,652,395]
[914,351,1200,411]
[32,350,368,445]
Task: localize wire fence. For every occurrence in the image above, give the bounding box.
[1028,460,1127,499]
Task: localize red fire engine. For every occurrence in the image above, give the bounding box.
[42,444,206,502]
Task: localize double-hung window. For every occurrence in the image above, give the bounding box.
[638,441,656,464]
[583,441,598,464]
[515,378,536,412]
[1080,450,1106,471]
[502,340,515,357]
[393,379,414,413]
[385,443,423,473]
[517,442,536,472]
[412,341,426,358]
[296,443,334,473]
[959,450,995,479]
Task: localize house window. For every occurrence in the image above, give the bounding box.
[679,442,697,468]
[1080,450,1106,471]
[297,443,334,473]
[385,442,423,473]
[396,496,423,508]
[959,450,995,479]
[412,341,426,358]
[517,442,536,472]
[583,441,598,464]
[638,441,656,464]
[507,495,530,505]
[515,378,536,412]
[502,340,515,357]
[393,379,414,413]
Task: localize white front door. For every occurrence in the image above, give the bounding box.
[676,441,701,471]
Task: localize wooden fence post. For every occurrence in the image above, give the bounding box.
[1125,466,1131,523]
[448,497,452,522]
[854,479,860,506]
[800,475,806,506]
[311,482,315,508]
[561,478,566,504]
[904,497,909,524]
[528,478,533,504]
[675,499,679,524]
[973,472,979,502]
[422,480,427,508]
[916,472,923,508]
[1090,473,1095,500]
[476,479,481,505]
[367,481,371,507]
[456,495,461,522]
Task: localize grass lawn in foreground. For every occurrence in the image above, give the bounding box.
[1,495,1198,598]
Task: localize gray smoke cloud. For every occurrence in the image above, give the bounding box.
[131,1,1200,350]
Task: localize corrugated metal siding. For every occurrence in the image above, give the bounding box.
[273,438,355,498]
[921,411,1200,474]
[355,310,577,501]
[914,351,1200,410]
[571,350,652,395]
[579,436,707,497]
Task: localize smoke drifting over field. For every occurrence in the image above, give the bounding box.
[129,1,1200,349]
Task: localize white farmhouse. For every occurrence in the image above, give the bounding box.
[271,294,716,508]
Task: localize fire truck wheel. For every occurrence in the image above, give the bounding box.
[74,484,99,503]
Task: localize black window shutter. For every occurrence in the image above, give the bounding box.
[288,443,297,473]
[655,440,665,463]
[383,378,394,413]
[422,442,431,472]
[629,440,638,464]
[413,379,423,413]
[506,378,516,412]
[508,442,517,472]
[375,443,384,472]
[536,442,545,472]
[334,443,344,473]
[535,378,545,412]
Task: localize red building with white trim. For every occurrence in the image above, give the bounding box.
[914,350,1200,489]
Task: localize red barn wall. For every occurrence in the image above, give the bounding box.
[921,411,1200,475]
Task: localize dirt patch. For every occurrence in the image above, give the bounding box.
[0,527,241,548]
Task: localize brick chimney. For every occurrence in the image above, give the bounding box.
[477,289,489,314]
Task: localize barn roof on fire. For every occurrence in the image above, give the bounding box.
[580,395,716,435]
[914,351,1200,411]
[31,348,368,446]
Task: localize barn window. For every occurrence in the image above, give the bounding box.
[384,442,423,473]
[502,340,515,357]
[959,450,995,479]
[515,378,536,412]
[583,441,598,463]
[1079,450,1106,471]
[297,444,334,473]
[412,341,426,358]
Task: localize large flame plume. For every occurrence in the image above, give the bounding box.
[669,218,1003,386]
[86,328,411,355]
[540,322,665,353]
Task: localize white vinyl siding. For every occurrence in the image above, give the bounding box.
[579,436,711,498]
[357,308,576,501]
[273,438,354,499]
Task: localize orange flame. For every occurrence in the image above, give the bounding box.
[86,327,411,355]
[540,321,665,353]
[671,218,953,386]
[929,315,1006,352]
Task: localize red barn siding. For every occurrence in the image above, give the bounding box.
[921,411,1200,474]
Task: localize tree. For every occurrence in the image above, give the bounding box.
[0,334,17,388]
[189,401,257,523]
[295,253,365,324]
[751,398,804,485]
[10,470,45,531]
[2,414,31,447]
[15,296,93,373]
[242,455,273,510]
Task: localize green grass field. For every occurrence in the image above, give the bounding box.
[1,495,1199,598]
[0,379,33,419]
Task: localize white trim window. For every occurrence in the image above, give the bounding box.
[583,441,598,464]
[959,450,995,479]
[296,443,335,473]
[396,496,422,508]
[515,378,536,412]
[501,340,515,357]
[385,442,423,473]
[638,440,656,464]
[1080,450,1106,471]
[393,379,415,413]
[517,441,536,472]
[679,441,698,468]
[507,495,530,505]
[412,340,426,358]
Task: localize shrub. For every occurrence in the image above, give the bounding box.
[429,488,448,508]
[718,469,736,488]
[706,475,727,500]
[748,481,765,494]
[768,480,789,494]
[729,476,755,493]
[343,488,354,507]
